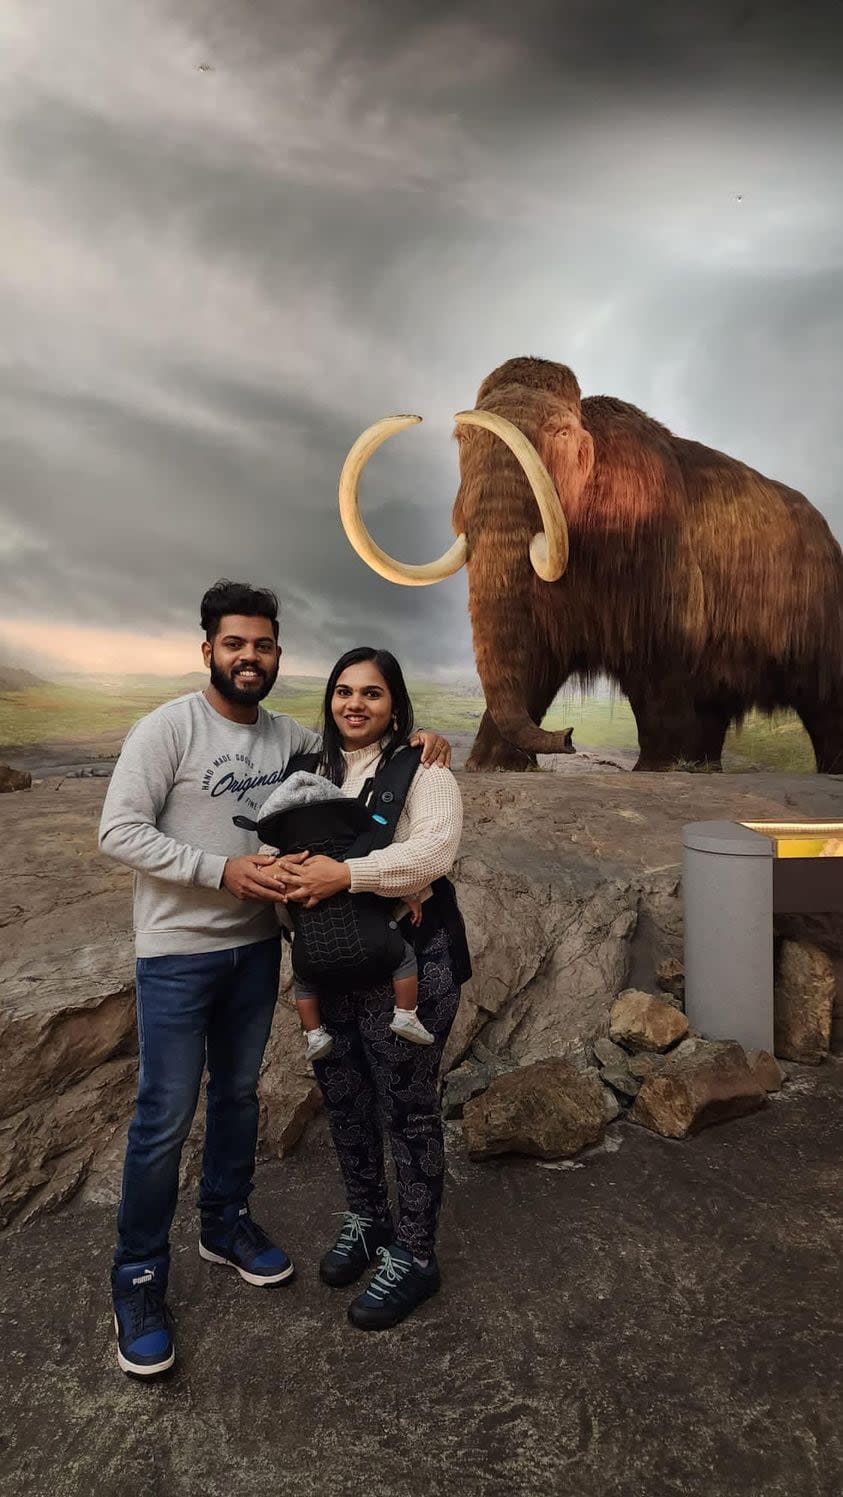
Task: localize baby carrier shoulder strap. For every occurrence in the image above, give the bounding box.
[347,743,424,857]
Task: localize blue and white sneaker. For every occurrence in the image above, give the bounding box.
[111,1258,175,1377]
[347,1244,441,1331]
[199,1204,294,1286]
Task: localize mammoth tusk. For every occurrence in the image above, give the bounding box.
[338,415,468,587]
[452,409,569,581]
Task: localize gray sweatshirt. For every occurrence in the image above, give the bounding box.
[98,692,320,956]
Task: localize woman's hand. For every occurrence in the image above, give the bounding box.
[410,729,451,768]
[276,854,351,907]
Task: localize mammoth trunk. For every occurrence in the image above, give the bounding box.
[469,579,573,758]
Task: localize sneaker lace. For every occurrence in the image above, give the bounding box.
[128,1282,167,1338]
[368,1246,412,1299]
[332,1212,373,1260]
[233,1213,273,1256]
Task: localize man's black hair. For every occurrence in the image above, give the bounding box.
[200,579,280,640]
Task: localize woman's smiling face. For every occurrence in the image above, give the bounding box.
[331,661,393,749]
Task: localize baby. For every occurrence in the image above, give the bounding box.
[290,897,434,1062]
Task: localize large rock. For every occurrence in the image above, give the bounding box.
[745,1049,786,1094]
[609,990,689,1052]
[0,763,31,793]
[774,941,834,1065]
[631,1041,767,1139]
[3,768,843,1225]
[463,1059,606,1160]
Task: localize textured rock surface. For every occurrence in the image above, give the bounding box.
[745,1048,786,1093]
[463,1058,606,1159]
[3,770,843,1225]
[632,1041,767,1138]
[609,989,689,1052]
[0,763,31,792]
[774,940,835,1064]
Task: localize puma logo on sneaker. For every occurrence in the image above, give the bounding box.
[131,1269,156,1286]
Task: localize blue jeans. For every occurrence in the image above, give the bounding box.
[114,936,281,1266]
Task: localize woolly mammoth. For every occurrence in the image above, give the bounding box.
[338,356,843,774]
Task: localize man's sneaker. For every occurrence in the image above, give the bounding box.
[389,1008,434,1046]
[318,1212,394,1288]
[348,1244,441,1331]
[199,1204,294,1286]
[304,1026,333,1062]
[111,1257,175,1377]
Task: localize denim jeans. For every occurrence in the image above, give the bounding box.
[114,936,281,1266]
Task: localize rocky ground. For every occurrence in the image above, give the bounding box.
[2,761,843,1493]
[1,1064,841,1497]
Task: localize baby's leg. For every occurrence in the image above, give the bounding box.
[293,980,333,1061]
[389,943,433,1046]
[295,994,322,1033]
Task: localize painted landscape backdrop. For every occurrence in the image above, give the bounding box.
[0,666,816,772]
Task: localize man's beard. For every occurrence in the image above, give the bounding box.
[209,655,278,707]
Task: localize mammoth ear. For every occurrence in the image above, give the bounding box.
[536,416,594,524]
[577,429,595,480]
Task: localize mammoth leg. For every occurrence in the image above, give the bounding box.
[625,681,730,771]
[796,698,843,774]
[467,666,569,772]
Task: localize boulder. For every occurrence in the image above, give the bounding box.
[609,990,689,1053]
[463,1059,606,1161]
[655,957,685,1003]
[631,1041,767,1139]
[601,1065,640,1099]
[774,941,834,1065]
[627,1052,669,1082]
[441,1060,491,1119]
[592,1037,630,1070]
[0,763,31,793]
[745,1049,785,1094]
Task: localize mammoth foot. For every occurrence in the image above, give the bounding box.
[465,743,539,773]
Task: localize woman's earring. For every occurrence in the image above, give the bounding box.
[392,715,398,730]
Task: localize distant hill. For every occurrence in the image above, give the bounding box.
[0,666,46,692]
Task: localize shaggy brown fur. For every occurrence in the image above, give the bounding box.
[453,356,843,773]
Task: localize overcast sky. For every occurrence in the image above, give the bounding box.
[1,0,842,678]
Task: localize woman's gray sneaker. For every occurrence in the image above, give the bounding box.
[318,1212,394,1287]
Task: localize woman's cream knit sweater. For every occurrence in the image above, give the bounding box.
[338,743,463,899]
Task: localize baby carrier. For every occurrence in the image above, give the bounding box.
[232,744,471,994]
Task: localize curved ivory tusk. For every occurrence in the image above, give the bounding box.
[452,409,569,581]
[338,415,468,587]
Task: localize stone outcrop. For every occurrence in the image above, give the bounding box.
[2,768,842,1227]
[631,1041,767,1139]
[745,1049,785,1093]
[774,940,834,1065]
[463,1059,606,1160]
[609,990,689,1053]
[0,764,31,793]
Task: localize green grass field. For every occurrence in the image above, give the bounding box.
[0,674,816,771]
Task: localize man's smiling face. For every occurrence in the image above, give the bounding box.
[202,613,281,707]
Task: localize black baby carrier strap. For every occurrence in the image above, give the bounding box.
[236,743,471,991]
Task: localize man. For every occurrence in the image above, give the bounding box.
[99,579,450,1377]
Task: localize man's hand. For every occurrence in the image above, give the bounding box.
[410,729,451,768]
[222,854,290,903]
[279,854,351,908]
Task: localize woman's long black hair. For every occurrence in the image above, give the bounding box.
[319,646,415,786]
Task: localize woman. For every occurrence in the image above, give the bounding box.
[273,646,467,1331]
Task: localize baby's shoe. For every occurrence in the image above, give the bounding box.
[304,1027,333,1062]
[389,1009,434,1046]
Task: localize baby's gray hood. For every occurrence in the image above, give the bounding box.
[259,771,346,822]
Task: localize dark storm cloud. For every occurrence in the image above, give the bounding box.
[1,0,841,673]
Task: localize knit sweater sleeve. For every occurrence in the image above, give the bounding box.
[344,766,463,897]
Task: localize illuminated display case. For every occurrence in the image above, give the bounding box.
[681,820,843,1051]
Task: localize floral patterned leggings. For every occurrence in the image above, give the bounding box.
[312,927,461,1259]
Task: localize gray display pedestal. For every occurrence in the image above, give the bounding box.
[683,821,775,1052]
[683,819,843,1053]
